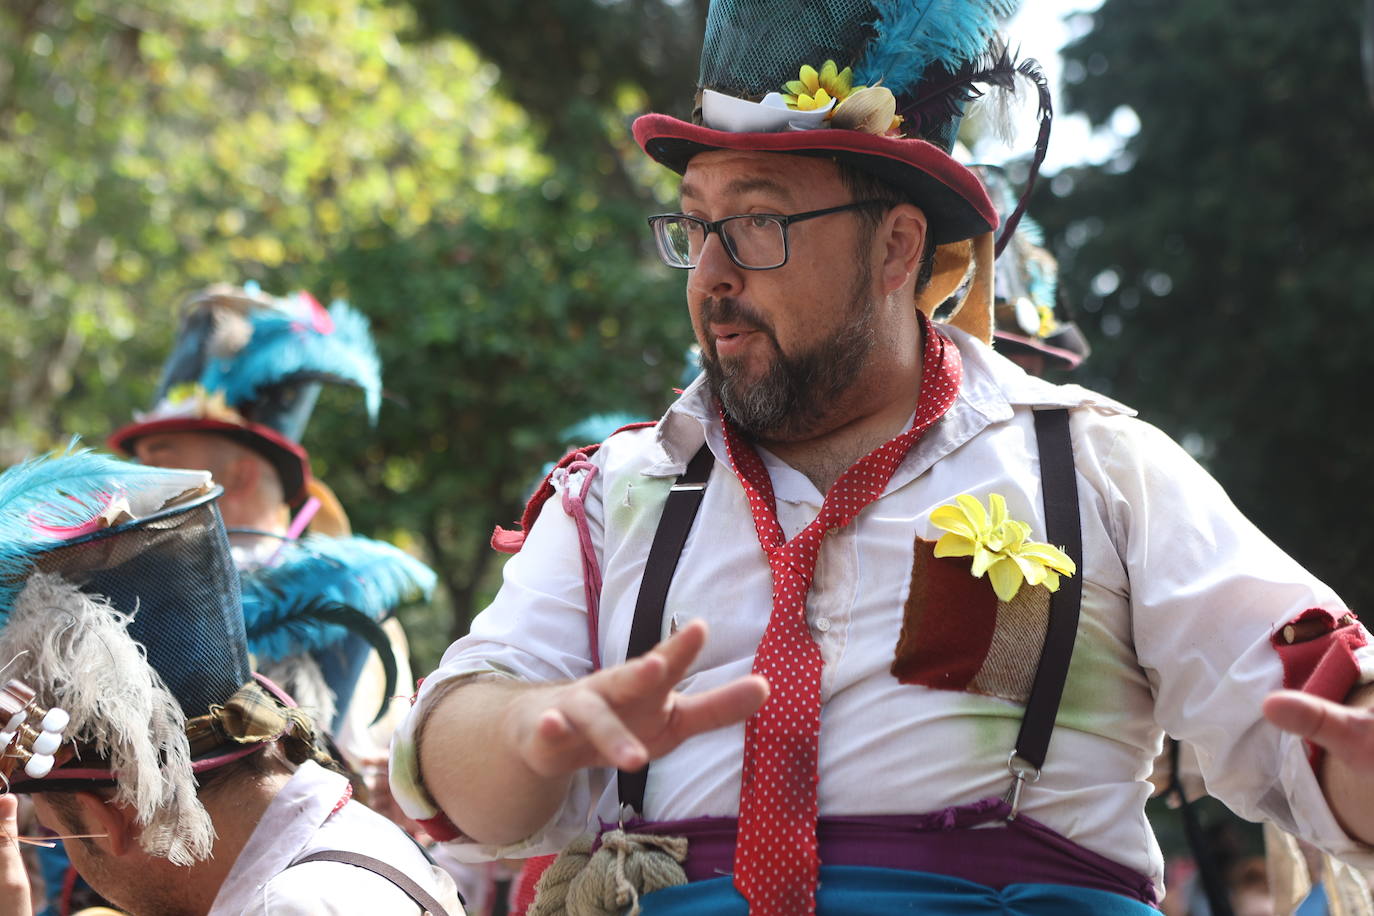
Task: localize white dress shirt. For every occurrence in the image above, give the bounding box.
[210,761,462,915]
[394,327,1373,894]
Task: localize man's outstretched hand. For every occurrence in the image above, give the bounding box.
[421,618,769,846]
[510,618,770,778]
[1264,685,1374,843]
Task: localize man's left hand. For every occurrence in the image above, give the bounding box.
[1264,685,1374,843]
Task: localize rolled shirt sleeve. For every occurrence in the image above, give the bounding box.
[390,457,613,861]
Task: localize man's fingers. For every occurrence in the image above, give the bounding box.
[659,675,770,750]
[1264,690,1374,762]
[551,685,648,771]
[595,653,671,708]
[0,794,33,916]
[594,619,709,708]
[650,618,710,685]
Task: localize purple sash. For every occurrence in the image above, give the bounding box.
[608,796,1158,907]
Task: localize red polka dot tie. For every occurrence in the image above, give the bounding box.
[726,314,962,914]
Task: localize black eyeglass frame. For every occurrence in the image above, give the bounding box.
[646,199,891,271]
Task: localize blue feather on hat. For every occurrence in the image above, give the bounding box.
[855,0,1020,93]
[240,533,434,662]
[0,445,211,613]
[201,297,383,424]
[240,534,434,723]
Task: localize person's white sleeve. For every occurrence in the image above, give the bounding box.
[1078,411,1374,868]
[390,459,611,861]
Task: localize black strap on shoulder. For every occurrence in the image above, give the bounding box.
[617,442,715,814]
[1012,408,1084,771]
[289,849,455,916]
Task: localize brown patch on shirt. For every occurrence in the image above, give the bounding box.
[893,535,1051,704]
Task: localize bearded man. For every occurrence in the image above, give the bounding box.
[389,2,1374,914]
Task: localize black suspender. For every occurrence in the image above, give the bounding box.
[1013,408,1084,772]
[617,410,1083,817]
[289,849,456,916]
[617,442,715,814]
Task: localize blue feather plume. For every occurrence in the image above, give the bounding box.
[1025,249,1058,312]
[202,299,382,423]
[559,413,644,447]
[855,0,1019,97]
[239,534,434,664]
[0,444,211,613]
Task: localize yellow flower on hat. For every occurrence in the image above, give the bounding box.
[160,383,243,423]
[783,60,859,114]
[1036,303,1059,339]
[930,493,1076,602]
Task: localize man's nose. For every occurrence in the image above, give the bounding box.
[687,231,743,300]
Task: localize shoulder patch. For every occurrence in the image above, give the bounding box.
[490,422,656,554]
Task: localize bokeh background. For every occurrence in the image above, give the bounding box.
[3,0,1373,681]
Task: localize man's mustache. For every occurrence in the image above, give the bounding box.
[700,298,778,345]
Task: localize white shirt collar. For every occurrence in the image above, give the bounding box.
[641,324,1133,481]
[207,761,351,915]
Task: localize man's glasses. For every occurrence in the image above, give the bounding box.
[647,200,890,271]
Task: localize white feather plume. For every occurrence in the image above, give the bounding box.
[0,574,215,865]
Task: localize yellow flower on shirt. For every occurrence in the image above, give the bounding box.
[930,493,1076,602]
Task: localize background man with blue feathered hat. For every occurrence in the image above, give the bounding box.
[0,449,462,914]
[393,2,1374,914]
[105,283,432,790]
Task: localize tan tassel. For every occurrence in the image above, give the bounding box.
[530,829,689,916]
[1263,821,1373,916]
[945,231,995,345]
[304,478,352,536]
[915,240,973,318]
[914,233,995,345]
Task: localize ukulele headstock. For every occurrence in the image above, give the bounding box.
[0,678,68,783]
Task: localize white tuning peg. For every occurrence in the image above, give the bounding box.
[40,707,68,733]
[24,754,54,779]
[4,710,24,731]
[32,731,61,755]
[0,729,14,749]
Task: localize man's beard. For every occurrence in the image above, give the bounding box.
[700,264,877,442]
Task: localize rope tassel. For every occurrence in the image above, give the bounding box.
[529,829,689,916]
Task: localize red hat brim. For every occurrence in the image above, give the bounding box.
[107,417,312,506]
[633,114,997,246]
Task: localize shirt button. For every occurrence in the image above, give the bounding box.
[815,617,831,633]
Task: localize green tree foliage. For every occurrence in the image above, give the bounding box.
[1,0,693,667]
[405,0,707,132]
[0,0,539,459]
[302,184,688,649]
[1031,0,1374,608]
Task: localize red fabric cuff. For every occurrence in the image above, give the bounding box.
[418,811,462,843]
[1270,608,1369,767]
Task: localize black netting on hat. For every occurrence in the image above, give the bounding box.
[32,492,250,719]
[244,380,322,444]
[699,0,877,99]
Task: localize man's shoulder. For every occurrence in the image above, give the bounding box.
[587,385,713,479]
[249,801,461,915]
[252,861,453,915]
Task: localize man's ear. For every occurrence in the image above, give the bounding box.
[220,450,260,497]
[878,203,927,296]
[71,791,136,857]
